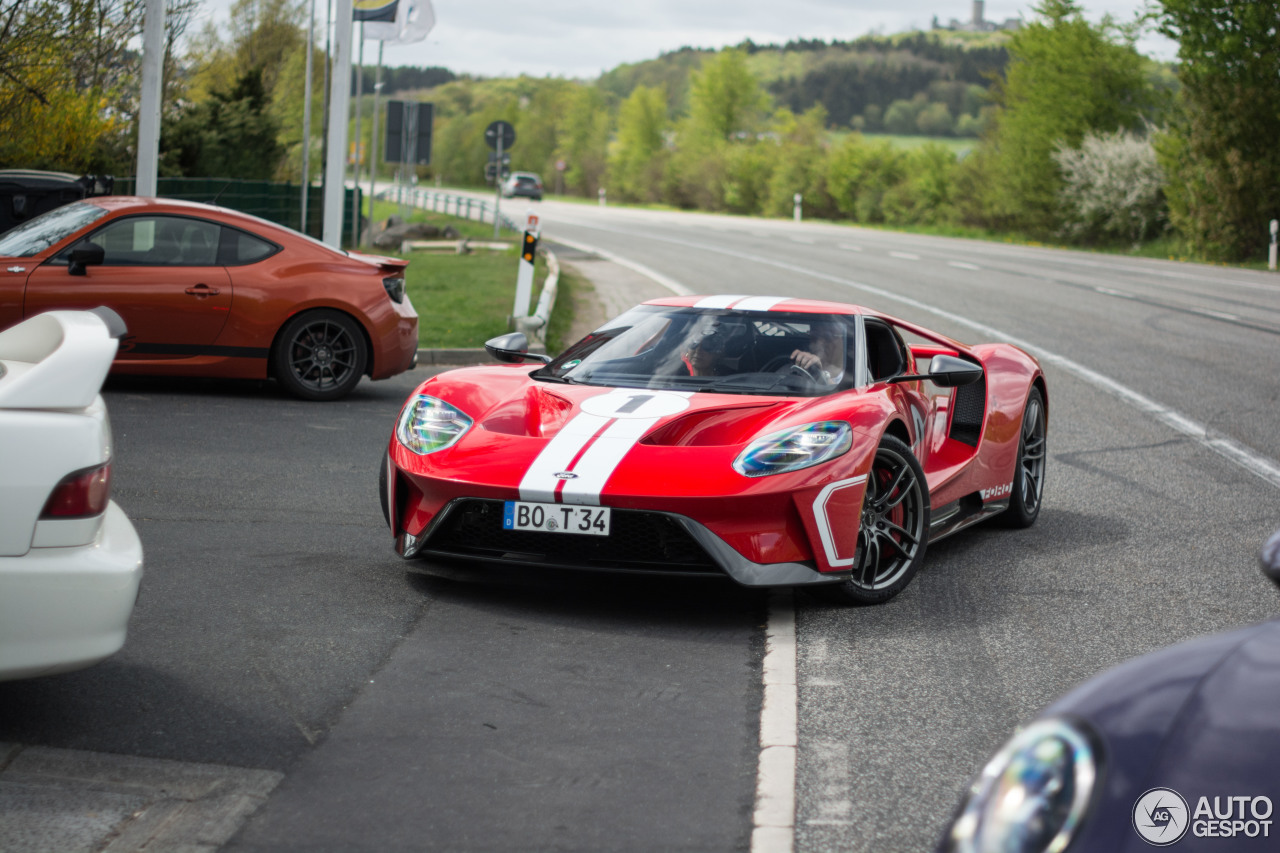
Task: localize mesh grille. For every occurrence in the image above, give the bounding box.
[950,377,986,446]
[424,499,720,575]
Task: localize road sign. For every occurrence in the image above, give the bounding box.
[384,101,434,165]
[485,120,516,150]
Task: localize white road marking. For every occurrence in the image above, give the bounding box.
[1094,286,1135,298]
[790,236,817,245]
[542,234,692,296]
[753,591,797,853]
[889,251,920,261]
[838,244,863,252]
[949,261,980,271]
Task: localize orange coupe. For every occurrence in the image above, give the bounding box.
[0,197,419,400]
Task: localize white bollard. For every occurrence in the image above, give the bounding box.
[794,193,802,223]
[1270,219,1278,272]
[598,187,606,207]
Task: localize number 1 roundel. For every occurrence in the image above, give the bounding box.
[580,390,691,420]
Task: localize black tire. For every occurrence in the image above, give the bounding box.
[999,387,1047,528]
[273,309,367,401]
[825,435,931,605]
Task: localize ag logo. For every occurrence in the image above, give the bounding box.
[1134,787,1190,845]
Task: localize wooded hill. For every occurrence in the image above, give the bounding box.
[598,31,1010,135]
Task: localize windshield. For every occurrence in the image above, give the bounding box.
[534,305,856,397]
[0,201,108,257]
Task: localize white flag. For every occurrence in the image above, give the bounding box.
[362,0,434,43]
[397,0,435,44]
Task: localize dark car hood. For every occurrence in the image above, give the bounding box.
[1043,619,1280,851]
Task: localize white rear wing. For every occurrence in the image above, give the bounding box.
[0,309,122,410]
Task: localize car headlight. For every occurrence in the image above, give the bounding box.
[942,717,1101,853]
[396,395,473,455]
[733,421,852,477]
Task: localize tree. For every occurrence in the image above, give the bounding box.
[685,49,769,142]
[1153,0,1280,261]
[160,68,282,179]
[826,135,906,223]
[556,87,610,197]
[186,0,305,104]
[977,0,1152,235]
[764,104,835,219]
[0,0,198,171]
[608,85,669,202]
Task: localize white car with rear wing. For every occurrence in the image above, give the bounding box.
[0,308,144,681]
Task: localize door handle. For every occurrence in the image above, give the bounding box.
[184,284,221,297]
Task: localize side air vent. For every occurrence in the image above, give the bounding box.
[949,375,986,446]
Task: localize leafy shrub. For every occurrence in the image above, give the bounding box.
[1053,129,1166,243]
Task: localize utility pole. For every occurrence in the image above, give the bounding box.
[135,0,165,197]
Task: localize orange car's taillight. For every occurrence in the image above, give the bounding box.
[383,275,405,304]
[41,463,112,518]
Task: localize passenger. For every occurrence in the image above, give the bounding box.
[681,329,729,376]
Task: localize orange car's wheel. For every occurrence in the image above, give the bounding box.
[273,309,367,401]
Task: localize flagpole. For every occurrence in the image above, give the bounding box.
[369,40,384,247]
[321,0,354,247]
[351,24,365,248]
[300,0,316,233]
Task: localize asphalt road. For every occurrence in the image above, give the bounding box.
[3,199,1280,852]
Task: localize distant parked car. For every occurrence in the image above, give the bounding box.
[0,308,144,681]
[0,196,419,401]
[501,172,543,201]
[937,529,1280,853]
[0,169,112,234]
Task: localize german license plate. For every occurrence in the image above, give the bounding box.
[503,501,611,536]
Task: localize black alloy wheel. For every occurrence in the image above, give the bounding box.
[273,309,367,401]
[828,435,930,605]
[1000,387,1046,528]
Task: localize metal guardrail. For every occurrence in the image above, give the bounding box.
[388,186,559,347]
[377,187,521,234]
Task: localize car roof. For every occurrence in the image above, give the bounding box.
[76,195,356,258]
[644,295,865,315]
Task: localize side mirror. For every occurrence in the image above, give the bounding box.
[68,243,105,276]
[1260,529,1280,589]
[889,354,983,387]
[485,332,551,364]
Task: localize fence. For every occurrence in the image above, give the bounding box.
[374,186,521,234]
[115,177,361,242]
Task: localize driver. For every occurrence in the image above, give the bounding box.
[790,320,845,383]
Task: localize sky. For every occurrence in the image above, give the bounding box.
[191,0,1176,79]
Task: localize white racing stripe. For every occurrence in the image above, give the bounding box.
[559,416,660,505]
[519,390,694,505]
[519,412,612,502]
[696,294,750,308]
[735,296,791,312]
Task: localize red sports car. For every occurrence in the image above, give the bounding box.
[381,296,1046,603]
[0,197,418,400]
